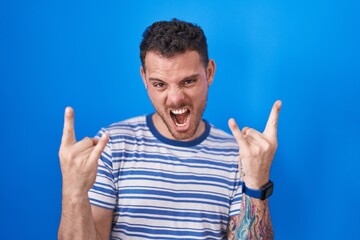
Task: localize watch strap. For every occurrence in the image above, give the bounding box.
[242,180,274,200]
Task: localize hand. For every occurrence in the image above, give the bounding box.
[59,107,109,198]
[228,100,282,189]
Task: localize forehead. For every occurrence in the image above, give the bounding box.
[144,51,205,80]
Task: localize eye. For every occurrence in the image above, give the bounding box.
[183,78,197,86]
[153,82,166,89]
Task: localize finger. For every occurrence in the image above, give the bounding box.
[242,127,250,134]
[241,127,256,143]
[263,100,282,139]
[74,137,97,152]
[228,118,249,148]
[89,133,109,162]
[245,128,271,147]
[61,107,76,146]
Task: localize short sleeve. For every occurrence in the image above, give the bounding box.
[229,171,243,217]
[88,129,117,210]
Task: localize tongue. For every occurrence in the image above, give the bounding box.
[174,112,188,124]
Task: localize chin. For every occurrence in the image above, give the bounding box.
[170,131,196,141]
[156,107,203,141]
[168,119,199,141]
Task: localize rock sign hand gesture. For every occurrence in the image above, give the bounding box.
[58,107,109,197]
[228,100,282,189]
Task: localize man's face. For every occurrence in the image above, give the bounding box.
[141,51,215,141]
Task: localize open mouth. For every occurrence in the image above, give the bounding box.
[170,108,190,127]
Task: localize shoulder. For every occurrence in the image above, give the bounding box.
[108,115,147,128]
[207,123,238,147]
[197,122,239,166]
[106,115,147,133]
[95,115,149,139]
[198,122,239,160]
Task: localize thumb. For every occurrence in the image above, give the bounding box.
[89,133,109,162]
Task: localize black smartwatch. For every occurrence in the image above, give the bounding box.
[242,180,274,200]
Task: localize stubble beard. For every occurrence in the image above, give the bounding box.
[156,96,207,141]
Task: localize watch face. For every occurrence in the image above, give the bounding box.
[264,186,273,199]
[262,182,274,200]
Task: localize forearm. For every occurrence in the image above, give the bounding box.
[227,194,273,240]
[58,194,99,240]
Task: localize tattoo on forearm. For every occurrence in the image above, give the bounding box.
[227,195,274,239]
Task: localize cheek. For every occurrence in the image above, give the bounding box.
[191,87,208,103]
[148,90,166,108]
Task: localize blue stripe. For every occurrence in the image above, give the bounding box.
[119,185,231,199]
[207,134,237,142]
[92,184,116,196]
[112,224,223,238]
[97,168,115,180]
[89,198,114,210]
[117,176,236,191]
[114,152,238,169]
[119,170,235,186]
[89,188,116,201]
[115,221,225,232]
[93,181,116,191]
[99,152,112,167]
[119,203,229,216]
[109,121,147,129]
[112,158,238,175]
[111,230,221,240]
[114,213,227,226]
[117,196,230,210]
[119,189,230,204]
[118,207,228,221]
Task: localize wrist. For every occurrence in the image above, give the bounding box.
[62,184,89,201]
[62,192,90,208]
[243,176,269,189]
[242,180,274,200]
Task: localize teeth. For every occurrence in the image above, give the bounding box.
[171,108,187,115]
[175,122,187,127]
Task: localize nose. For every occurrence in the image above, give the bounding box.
[167,87,185,106]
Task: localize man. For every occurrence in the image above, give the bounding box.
[58,19,281,239]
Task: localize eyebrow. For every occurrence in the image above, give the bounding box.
[148,74,200,82]
[183,74,200,81]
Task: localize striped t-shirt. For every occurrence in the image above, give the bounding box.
[89,114,242,240]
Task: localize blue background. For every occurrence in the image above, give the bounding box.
[1,0,359,239]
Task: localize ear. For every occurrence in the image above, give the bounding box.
[206,59,216,86]
[140,66,148,89]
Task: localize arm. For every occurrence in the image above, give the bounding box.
[227,196,273,239]
[227,100,282,240]
[58,196,113,240]
[58,107,111,240]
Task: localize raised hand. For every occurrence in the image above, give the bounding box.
[228,100,282,189]
[59,107,109,197]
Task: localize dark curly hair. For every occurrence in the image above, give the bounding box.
[140,18,209,70]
